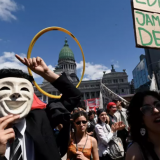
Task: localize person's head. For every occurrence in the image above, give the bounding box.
[127,91,160,143]
[107,102,117,115]
[0,69,34,119]
[97,109,108,124]
[112,98,122,107]
[73,111,88,133]
[88,110,95,121]
[76,100,86,111]
[73,108,79,113]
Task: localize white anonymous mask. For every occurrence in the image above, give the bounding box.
[0,77,34,118]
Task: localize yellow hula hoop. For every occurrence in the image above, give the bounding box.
[27,26,85,99]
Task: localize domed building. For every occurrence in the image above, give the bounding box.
[54,39,79,82]
[34,39,131,104]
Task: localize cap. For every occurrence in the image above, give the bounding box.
[107,102,116,110]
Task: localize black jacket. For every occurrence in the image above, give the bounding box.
[1,73,82,160]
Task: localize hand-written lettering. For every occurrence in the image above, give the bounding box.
[135,0,160,7]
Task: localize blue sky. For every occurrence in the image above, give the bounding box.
[0,0,144,84]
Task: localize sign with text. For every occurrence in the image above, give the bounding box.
[133,0,160,13]
[134,10,160,48]
[132,0,160,48]
[84,98,100,111]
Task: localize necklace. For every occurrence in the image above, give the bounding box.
[75,134,88,153]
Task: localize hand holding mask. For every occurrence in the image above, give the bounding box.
[0,114,19,157]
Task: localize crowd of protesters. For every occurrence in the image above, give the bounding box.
[61,91,160,160]
[0,55,160,160]
[61,98,128,160]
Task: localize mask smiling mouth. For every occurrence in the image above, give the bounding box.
[5,100,26,110]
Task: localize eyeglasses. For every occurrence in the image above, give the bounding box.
[111,107,117,109]
[75,121,87,125]
[140,101,160,116]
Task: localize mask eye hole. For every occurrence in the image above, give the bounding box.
[0,87,10,91]
[21,87,29,92]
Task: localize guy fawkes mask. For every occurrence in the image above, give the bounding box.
[0,77,34,118]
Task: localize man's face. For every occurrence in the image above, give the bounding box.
[0,77,34,118]
[109,105,117,114]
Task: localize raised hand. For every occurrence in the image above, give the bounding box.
[117,122,125,130]
[15,54,59,83]
[111,122,125,133]
[15,54,49,76]
[0,115,20,157]
[111,123,117,133]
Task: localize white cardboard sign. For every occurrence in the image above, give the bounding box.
[133,0,160,13]
[134,10,160,48]
[132,0,160,48]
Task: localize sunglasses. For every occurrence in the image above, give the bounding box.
[140,101,160,116]
[75,121,87,125]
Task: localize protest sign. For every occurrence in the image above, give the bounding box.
[132,0,160,48]
[133,0,160,13]
[84,98,100,111]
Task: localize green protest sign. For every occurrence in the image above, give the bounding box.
[132,0,160,48]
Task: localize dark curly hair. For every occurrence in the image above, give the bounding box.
[0,69,34,84]
[127,91,160,143]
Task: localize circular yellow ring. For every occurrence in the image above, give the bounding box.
[27,27,85,99]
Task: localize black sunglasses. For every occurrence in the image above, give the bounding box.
[75,121,87,125]
[140,101,160,116]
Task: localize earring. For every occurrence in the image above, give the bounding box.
[140,128,146,136]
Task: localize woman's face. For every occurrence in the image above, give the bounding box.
[74,116,88,133]
[99,112,108,123]
[89,114,95,121]
[142,95,160,135]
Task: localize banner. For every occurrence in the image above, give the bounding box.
[84,98,100,111]
[132,0,160,48]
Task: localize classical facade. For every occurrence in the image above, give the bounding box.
[102,66,130,96]
[34,39,130,103]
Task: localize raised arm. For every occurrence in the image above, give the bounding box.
[15,54,82,112]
